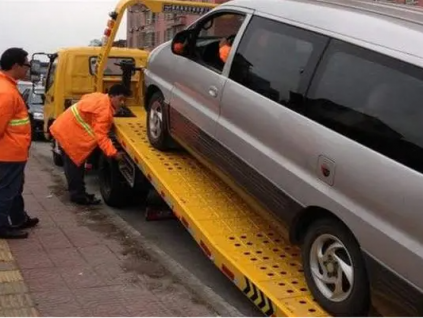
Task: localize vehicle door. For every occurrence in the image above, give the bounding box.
[215,14,328,218]
[43,55,58,119]
[169,7,253,138]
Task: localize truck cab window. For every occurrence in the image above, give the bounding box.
[193,12,245,72]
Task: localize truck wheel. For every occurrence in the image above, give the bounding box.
[301,217,370,317]
[52,140,63,167]
[146,92,173,151]
[98,153,150,208]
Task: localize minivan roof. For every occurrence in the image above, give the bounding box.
[222,0,423,66]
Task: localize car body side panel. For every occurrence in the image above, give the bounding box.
[168,9,253,138]
[144,42,178,105]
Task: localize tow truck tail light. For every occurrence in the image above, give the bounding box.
[104,28,112,37]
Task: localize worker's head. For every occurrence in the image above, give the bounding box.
[0,48,30,81]
[108,84,131,112]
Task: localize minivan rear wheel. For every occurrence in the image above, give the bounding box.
[301,218,370,316]
[146,92,173,151]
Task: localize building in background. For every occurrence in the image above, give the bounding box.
[127,0,227,50]
[126,0,423,50]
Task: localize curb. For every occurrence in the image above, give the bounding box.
[31,144,244,317]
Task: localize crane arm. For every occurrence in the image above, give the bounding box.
[93,0,217,93]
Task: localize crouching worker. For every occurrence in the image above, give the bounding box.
[49,84,129,205]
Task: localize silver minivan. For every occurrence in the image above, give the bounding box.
[143,0,423,315]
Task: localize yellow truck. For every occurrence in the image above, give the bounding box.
[31,46,148,166]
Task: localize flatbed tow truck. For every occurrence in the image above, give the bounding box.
[93,0,329,316]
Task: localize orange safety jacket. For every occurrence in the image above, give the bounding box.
[49,92,118,167]
[0,72,31,162]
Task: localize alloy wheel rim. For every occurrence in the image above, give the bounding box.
[309,233,354,302]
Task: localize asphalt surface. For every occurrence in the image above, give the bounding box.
[31,140,263,317]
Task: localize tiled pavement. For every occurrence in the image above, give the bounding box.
[0,152,216,317]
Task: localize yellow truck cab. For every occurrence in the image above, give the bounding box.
[39,46,148,166]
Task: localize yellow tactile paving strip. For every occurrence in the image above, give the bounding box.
[0,240,38,317]
[114,109,329,317]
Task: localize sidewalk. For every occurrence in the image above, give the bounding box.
[1,151,217,317]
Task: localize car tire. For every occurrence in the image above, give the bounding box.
[146,91,173,151]
[98,153,149,208]
[301,217,370,317]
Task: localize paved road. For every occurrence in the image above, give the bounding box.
[32,140,262,317]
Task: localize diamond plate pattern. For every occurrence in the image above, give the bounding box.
[114,112,328,317]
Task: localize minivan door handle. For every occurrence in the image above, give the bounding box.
[208,86,218,98]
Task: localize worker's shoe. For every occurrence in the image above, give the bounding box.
[71,194,101,206]
[15,217,39,230]
[0,228,28,239]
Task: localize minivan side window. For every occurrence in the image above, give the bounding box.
[305,39,423,173]
[229,16,328,109]
[192,12,246,72]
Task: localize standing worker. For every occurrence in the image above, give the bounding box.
[49,84,129,205]
[0,48,40,239]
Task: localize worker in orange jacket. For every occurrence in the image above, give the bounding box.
[0,48,40,239]
[49,84,129,205]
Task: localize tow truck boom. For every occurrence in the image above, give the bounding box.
[93,0,217,93]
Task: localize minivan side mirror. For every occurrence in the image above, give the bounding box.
[171,29,193,57]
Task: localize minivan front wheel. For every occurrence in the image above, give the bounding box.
[302,218,370,316]
[146,92,172,151]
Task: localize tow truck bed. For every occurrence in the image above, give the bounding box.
[113,108,328,317]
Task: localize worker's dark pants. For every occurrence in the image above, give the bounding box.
[60,147,86,201]
[0,162,29,228]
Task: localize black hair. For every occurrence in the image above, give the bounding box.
[0,48,28,71]
[108,84,131,97]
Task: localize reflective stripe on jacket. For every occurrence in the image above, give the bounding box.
[49,92,118,167]
[0,72,31,162]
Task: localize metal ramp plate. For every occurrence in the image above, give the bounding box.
[113,109,328,317]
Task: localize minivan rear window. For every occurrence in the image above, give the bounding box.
[306,39,423,173]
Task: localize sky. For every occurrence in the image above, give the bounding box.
[0,0,127,59]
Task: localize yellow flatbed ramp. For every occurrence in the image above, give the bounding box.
[113,109,328,317]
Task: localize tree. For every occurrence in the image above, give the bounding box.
[89,39,102,47]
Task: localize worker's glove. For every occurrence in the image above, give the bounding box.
[114,152,124,162]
